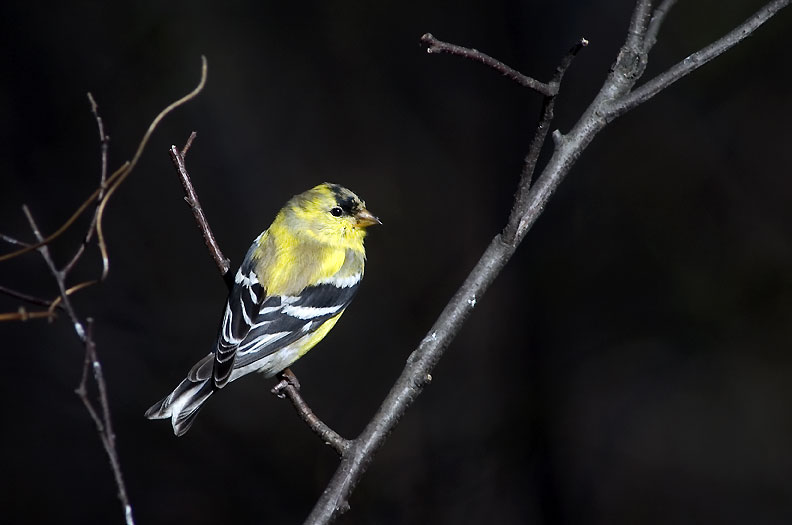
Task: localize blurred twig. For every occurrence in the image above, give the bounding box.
[1,57,209,525]
[75,319,134,525]
[306,1,791,522]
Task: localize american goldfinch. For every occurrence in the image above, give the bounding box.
[145,182,380,436]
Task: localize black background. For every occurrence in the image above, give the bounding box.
[2,1,791,524]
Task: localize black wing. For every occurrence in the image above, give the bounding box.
[192,256,361,387]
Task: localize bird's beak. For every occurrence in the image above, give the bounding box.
[355,208,382,228]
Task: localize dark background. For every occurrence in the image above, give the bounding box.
[2,1,791,524]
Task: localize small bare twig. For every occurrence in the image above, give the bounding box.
[23,205,87,341]
[504,37,588,243]
[168,133,232,284]
[168,133,345,447]
[0,308,56,322]
[272,369,350,455]
[22,206,133,525]
[0,284,58,309]
[75,319,135,525]
[63,93,112,277]
[0,57,208,274]
[420,33,556,96]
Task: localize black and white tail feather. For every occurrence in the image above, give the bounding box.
[145,243,362,436]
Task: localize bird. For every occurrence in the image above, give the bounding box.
[145,182,380,436]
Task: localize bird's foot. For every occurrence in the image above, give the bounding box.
[271,368,301,399]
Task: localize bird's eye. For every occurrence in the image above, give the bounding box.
[330,206,343,217]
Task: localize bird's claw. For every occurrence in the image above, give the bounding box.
[270,368,301,399]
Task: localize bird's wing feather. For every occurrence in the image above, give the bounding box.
[208,254,361,387]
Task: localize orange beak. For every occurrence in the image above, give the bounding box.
[355,208,382,228]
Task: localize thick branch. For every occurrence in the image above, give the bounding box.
[608,0,791,119]
[305,2,790,522]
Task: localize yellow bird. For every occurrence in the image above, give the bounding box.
[146,183,380,435]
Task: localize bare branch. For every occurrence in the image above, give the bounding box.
[94,56,208,281]
[0,308,56,322]
[304,2,790,522]
[0,284,58,309]
[23,205,87,341]
[644,0,679,53]
[272,369,350,455]
[420,33,556,96]
[168,133,232,282]
[0,57,208,275]
[503,37,588,244]
[63,93,111,277]
[75,319,135,525]
[608,0,791,119]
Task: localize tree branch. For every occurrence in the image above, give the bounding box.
[643,0,678,53]
[75,319,135,525]
[304,2,791,522]
[503,37,588,244]
[608,0,791,119]
[420,33,556,96]
[168,133,232,286]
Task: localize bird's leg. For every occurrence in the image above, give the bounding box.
[271,367,301,398]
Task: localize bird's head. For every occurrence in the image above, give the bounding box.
[280,182,380,250]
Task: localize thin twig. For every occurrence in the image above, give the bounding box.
[0,233,29,246]
[23,205,87,341]
[0,57,208,271]
[94,56,208,281]
[0,308,56,322]
[75,319,135,525]
[63,93,111,277]
[0,163,128,263]
[420,33,556,96]
[0,284,58,308]
[168,133,232,282]
[504,37,588,244]
[272,369,350,455]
